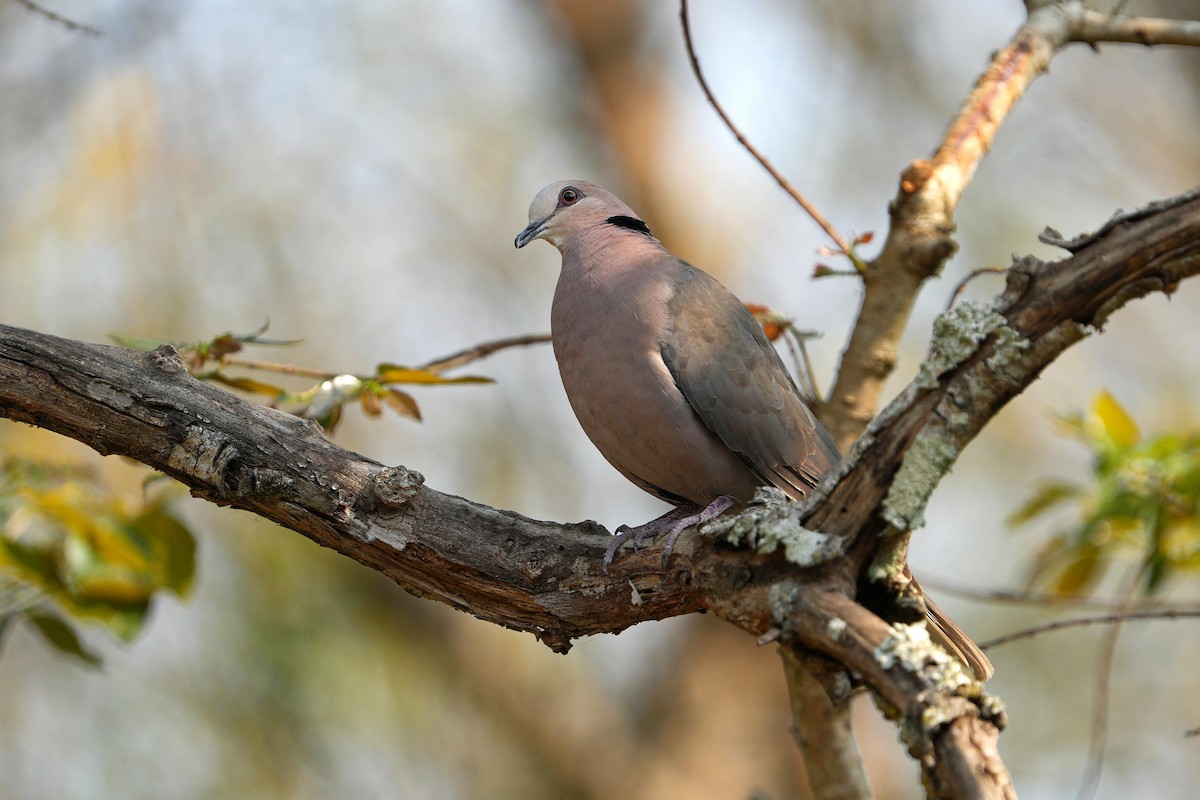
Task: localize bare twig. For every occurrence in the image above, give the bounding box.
[978,608,1200,649]
[11,0,100,35]
[216,333,552,381]
[220,358,333,380]
[1077,11,1200,48]
[921,576,1200,612]
[946,267,1009,310]
[1077,564,1142,800]
[678,0,852,257]
[419,333,551,374]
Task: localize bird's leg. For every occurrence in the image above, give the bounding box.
[602,504,700,572]
[659,495,735,567]
[601,496,737,572]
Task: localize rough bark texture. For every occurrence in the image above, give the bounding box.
[2,187,1197,797]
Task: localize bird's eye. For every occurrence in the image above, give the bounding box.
[558,187,580,206]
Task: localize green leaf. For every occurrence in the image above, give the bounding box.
[25,609,102,667]
[132,505,196,596]
[1006,481,1081,527]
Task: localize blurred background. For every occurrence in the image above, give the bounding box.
[1,1,1199,798]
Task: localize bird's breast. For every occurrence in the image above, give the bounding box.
[549,264,761,505]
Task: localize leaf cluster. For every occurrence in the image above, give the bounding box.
[113,323,493,432]
[1012,391,1200,595]
[0,459,196,665]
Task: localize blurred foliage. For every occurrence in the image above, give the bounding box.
[1011,391,1200,595]
[0,457,195,664]
[113,323,494,432]
[812,229,874,276]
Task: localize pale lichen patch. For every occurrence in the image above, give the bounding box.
[881,430,959,530]
[983,321,1032,377]
[875,622,972,696]
[915,301,1006,389]
[704,487,845,567]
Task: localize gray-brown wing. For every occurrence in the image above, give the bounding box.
[661,263,840,499]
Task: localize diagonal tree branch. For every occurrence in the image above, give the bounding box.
[823,0,1200,449]
[2,186,1197,797]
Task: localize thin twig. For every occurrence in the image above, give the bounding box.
[783,328,822,404]
[678,0,852,256]
[220,358,333,380]
[419,333,552,374]
[11,0,100,35]
[920,576,1200,611]
[978,608,1200,649]
[220,334,552,381]
[1077,11,1200,48]
[1076,563,1146,800]
[946,266,1008,310]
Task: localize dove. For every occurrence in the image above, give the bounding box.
[515,180,993,679]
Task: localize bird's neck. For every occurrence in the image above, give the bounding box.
[560,226,665,284]
[551,230,673,349]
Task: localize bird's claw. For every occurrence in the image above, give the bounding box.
[602,497,737,572]
[601,524,654,572]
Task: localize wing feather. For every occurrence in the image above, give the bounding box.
[661,264,840,499]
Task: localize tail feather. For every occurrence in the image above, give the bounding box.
[916,579,994,681]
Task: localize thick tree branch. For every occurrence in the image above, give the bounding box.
[809,188,1199,542]
[2,188,1198,798]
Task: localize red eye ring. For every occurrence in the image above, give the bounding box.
[558,187,580,206]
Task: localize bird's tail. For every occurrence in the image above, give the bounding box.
[918,582,994,681]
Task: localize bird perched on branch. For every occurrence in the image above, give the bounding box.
[515,180,992,679]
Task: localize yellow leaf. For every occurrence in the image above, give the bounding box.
[1089,390,1139,447]
[209,373,287,398]
[1052,546,1102,595]
[375,365,493,385]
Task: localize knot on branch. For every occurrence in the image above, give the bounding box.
[899,159,933,195]
[372,465,425,508]
[167,425,239,492]
[150,344,187,374]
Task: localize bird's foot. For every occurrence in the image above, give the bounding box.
[601,496,737,572]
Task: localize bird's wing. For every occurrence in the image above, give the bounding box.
[661,263,840,499]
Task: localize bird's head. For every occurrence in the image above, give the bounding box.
[514,180,647,250]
